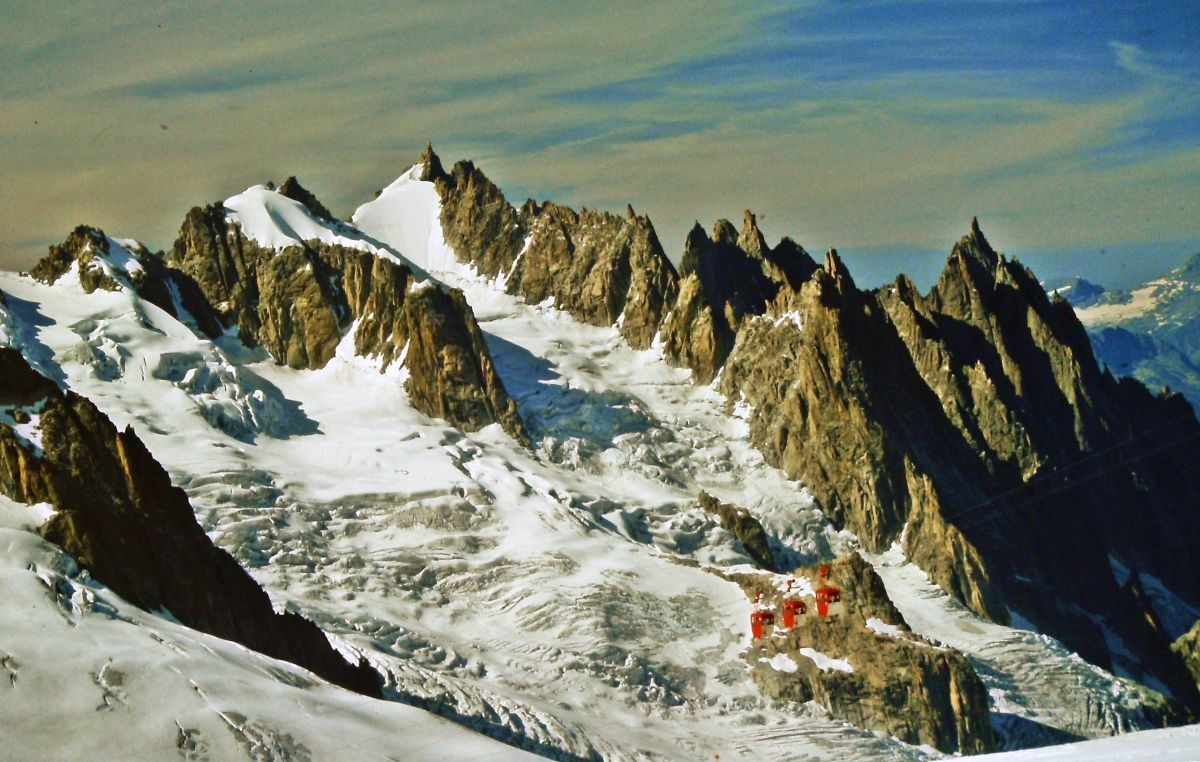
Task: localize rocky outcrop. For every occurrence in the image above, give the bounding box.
[400,283,525,436]
[30,226,123,293]
[0,348,382,697]
[698,491,776,571]
[30,225,225,336]
[719,249,1007,622]
[509,202,679,350]
[1174,620,1200,690]
[278,176,334,221]
[167,204,526,441]
[168,204,267,344]
[734,555,994,754]
[428,148,679,351]
[432,157,526,282]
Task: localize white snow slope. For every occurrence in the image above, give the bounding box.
[0,171,1196,760]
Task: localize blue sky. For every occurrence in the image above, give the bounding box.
[2,1,1198,289]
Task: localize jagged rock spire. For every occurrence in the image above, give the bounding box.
[953,216,1000,270]
[738,209,770,261]
[711,218,739,246]
[278,177,334,221]
[419,142,446,182]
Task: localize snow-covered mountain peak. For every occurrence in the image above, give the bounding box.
[351,163,467,278]
[222,183,391,260]
[220,182,438,283]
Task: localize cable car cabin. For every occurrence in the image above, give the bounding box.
[781,599,806,628]
[750,610,775,639]
[814,585,843,618]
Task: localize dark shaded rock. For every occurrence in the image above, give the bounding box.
[131,254,227,339]
[278,177,335,222]
[697,491,776,571]
[661,213,818,381]
[0,348,382,697]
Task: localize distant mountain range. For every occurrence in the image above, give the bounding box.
[1046,254,1200,413]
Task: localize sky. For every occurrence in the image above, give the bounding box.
[2,1,1198,290]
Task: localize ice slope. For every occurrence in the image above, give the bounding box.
[0,496,536,762]
[224,182,434,282]
[0,172,1196,759]
[350,163,465,277]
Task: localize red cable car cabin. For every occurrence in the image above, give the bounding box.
[815,585,842,617]
[750,610,775,639]
[814,564,843,617]
[781,599,806,628]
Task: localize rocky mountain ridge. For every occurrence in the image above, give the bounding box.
[2,147,1198,757]
[29,188,525,442]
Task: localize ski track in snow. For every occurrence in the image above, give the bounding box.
[1,172,1197,760]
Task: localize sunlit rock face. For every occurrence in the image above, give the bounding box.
[430,150,679,353]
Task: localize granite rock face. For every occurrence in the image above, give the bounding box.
[427,149,679,352]
[0,347,382,697]
[661,212,818,381]
[400,283,525,437]
[510,202,679,350]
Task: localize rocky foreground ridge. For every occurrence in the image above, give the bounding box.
[0,346,381,697]
[423,149,1200,716]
